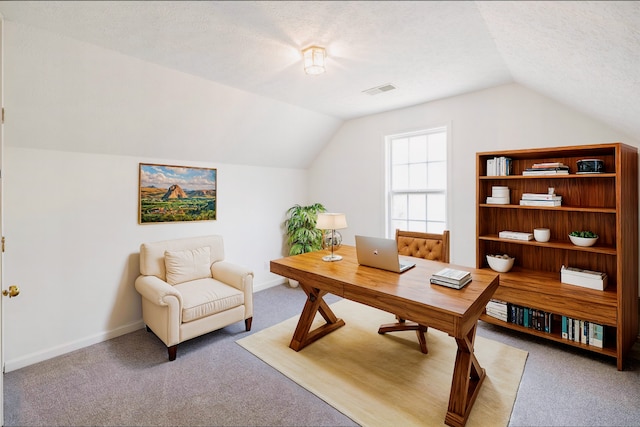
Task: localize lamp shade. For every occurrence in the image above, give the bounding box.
[316,213,347,230]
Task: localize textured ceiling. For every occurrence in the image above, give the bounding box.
[0,1,639,139]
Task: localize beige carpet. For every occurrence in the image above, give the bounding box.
[238,299,528,427]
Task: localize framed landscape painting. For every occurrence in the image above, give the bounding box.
[139,163,217,224]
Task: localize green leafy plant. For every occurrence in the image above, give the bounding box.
[284,203,327,256]
[569,230,598,238]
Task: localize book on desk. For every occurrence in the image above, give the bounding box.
[430,267,472,289]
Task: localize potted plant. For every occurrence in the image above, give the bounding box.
[284,203,326,287]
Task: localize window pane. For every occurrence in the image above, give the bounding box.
[408,221,427,232]
[392,138,408,164]
[409,135,427,163]
[408,194,426,220]
[427,193,446,221]
[428,133,446,161]
[427,161,446,190]
[392,220,407,232]
[392,194,407,219]
[392,164,409,190]
[408,163,427,189]
[427,221,446,234]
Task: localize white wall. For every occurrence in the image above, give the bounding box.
[2,21,318,371]
[309,83,640,268]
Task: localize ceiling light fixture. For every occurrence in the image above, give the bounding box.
[302,46,326,75]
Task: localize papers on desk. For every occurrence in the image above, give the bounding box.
[430,268,472,290]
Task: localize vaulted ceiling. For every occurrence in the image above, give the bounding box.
[1,1,639,144]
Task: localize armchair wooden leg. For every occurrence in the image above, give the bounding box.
[168,345,177,361]
[245,317,253,331]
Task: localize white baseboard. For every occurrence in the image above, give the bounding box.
[254,276,287,292]
[4,320,145,373]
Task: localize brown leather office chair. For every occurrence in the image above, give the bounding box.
[378,229,450,354]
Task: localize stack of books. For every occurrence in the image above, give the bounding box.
[523,162,569,176]
[519,192,562,207]
[430,268,472,289]
[485,299,508,322]
[486,156,513,176]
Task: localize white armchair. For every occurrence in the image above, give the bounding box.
[135,235,253,361]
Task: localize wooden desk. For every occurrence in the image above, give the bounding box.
[270,245,499,427]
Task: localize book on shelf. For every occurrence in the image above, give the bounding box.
[521,193,562,201]
[498,230,534,241]
[589,323,604,348]
[523,168,569,176]
[530,162,567,169]
[519,199,562,207]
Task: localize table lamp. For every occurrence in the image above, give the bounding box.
[316,213,348,261]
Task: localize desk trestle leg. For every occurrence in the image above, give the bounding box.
[445,323,486,427]
[289,283,346,351]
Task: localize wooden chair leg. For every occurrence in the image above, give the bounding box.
[416,325,428,354]
[378,320,429,354]
[245,317,253,331]
[168,345,177,361]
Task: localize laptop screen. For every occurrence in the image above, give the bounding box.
[355,235,415,273]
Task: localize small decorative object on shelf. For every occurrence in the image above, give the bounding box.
[533,228,550,242]
[486,254,515,273]
[486,185,510,204]
[568,230,598,247]
[577,159,604,174]
[560,265,608,290]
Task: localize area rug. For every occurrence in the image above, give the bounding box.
[237,299,528,427]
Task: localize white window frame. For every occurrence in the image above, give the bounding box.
[385,126,449,238]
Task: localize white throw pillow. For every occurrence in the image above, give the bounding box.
[164,246,212,285]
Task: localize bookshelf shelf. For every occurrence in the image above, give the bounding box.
[477,143,638,370]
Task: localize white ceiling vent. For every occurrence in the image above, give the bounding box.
[362,83,397,96]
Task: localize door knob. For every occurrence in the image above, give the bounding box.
[2,285,19,298]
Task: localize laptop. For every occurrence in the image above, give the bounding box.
[355,235,416,273]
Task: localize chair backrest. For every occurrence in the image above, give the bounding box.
[395,229,450,263]
[139,235,225,279]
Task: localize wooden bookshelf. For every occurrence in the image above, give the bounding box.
[476,143,638,370]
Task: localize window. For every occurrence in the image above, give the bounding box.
[386,127,447,237]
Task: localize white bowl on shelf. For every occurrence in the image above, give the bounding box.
[569,234,598,247]
[486,254,515,273]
